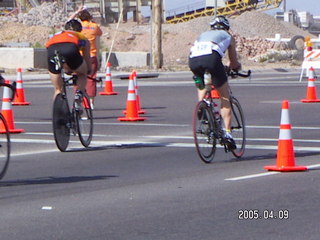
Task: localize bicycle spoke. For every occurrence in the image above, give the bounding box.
[52,93,70,152]
[76,94,93,147]
[193,101,216,163]
[230,97,246,158]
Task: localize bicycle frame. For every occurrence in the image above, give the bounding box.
[204,89,230,152]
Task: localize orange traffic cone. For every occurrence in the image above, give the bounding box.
[123,70,146,114]
[264,100,306,172]
[99,62,118,95]
[301,67,320,103]
[211,86,220,99]
[0,80,24,133]
[132,70,145,114]
[12,68,31,105]
[118,73,146,121]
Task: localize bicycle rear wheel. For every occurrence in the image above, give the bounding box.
[230,96,246,158]
[75,94,93,147]
[193,100,217,163]
[0,114,10,179]
[52,93,70,152]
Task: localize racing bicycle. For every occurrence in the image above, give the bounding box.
[51,51,101,152]
[0,71,16,179]
[193,68,251,163]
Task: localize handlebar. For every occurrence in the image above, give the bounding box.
[87,75,103,83]
[228,69,251,78]
[63,74,103,87]
[225,66,251,79]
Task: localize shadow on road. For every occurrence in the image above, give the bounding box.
[0,175,117,187]
[66,142,166,152]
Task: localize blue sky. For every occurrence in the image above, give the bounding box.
[164,0,320,16]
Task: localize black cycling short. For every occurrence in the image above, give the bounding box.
[188,51,227,89]
[47,42,83,74]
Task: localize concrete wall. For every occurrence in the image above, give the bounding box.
[101,51,150,70]
[0,48,47,69]
[0,48,150,70]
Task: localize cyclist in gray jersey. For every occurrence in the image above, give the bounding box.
[193,30,231,57]
[189,15,241,145]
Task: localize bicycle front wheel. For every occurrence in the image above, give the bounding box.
[75,94,93,147]
[230,96,246,158]
[193,100,216,163]
[0,114,10,179]
[52,93,70,152]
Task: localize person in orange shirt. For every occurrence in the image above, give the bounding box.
[46,19,92,97]
[69,6,103,109]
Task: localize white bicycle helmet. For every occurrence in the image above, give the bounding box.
[210,15,230,30]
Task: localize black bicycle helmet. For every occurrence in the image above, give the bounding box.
[64,19,82,32]
[210,15,230,30]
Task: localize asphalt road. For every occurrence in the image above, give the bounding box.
[0,69,320,240]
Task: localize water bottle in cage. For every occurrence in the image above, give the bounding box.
[193,76,204,90]
[204,72,212,86]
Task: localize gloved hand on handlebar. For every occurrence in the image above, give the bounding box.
[229,62,241,72]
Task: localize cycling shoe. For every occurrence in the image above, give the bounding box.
[224,133,237,150]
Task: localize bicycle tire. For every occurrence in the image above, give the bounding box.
[193,100,217,163]
[230,96,246,158]
[75,94,93,147]
[0,114,10,179]
[52,93,70,152]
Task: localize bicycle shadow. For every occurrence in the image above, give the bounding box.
[93,106,166,112]
[0,175,117,187]
[66,142,167,152]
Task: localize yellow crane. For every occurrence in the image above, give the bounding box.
[166,0,284,24]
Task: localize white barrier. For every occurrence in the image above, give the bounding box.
[300,49,320,82]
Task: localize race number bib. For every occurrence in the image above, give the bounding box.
[190,41,213,58]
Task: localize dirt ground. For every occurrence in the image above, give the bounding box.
[0,10,311,71]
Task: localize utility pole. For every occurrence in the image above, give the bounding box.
[136,0,142,24]
[151,0,163,69]
[282,0,286,12]
[214,0,217,17]
[118,0,124,22]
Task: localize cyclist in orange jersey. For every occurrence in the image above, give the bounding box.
[46,19,92,97]
[69,6,103,109]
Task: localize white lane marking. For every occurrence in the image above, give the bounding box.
[10,130,320,152]
[260,101,302,104]
[15,121,190,127]
[225,172,280,181]
[306,164,320,170]
[121,135,320,144]
[245,138,320,143]
[41,206,53,210]
[243,145,320,152]
[246,125,320,130]
[16,121,320,130]
[12,149,59,157]
[225,163,320,181]
[165,143,320,152]
[11,138,55,144]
